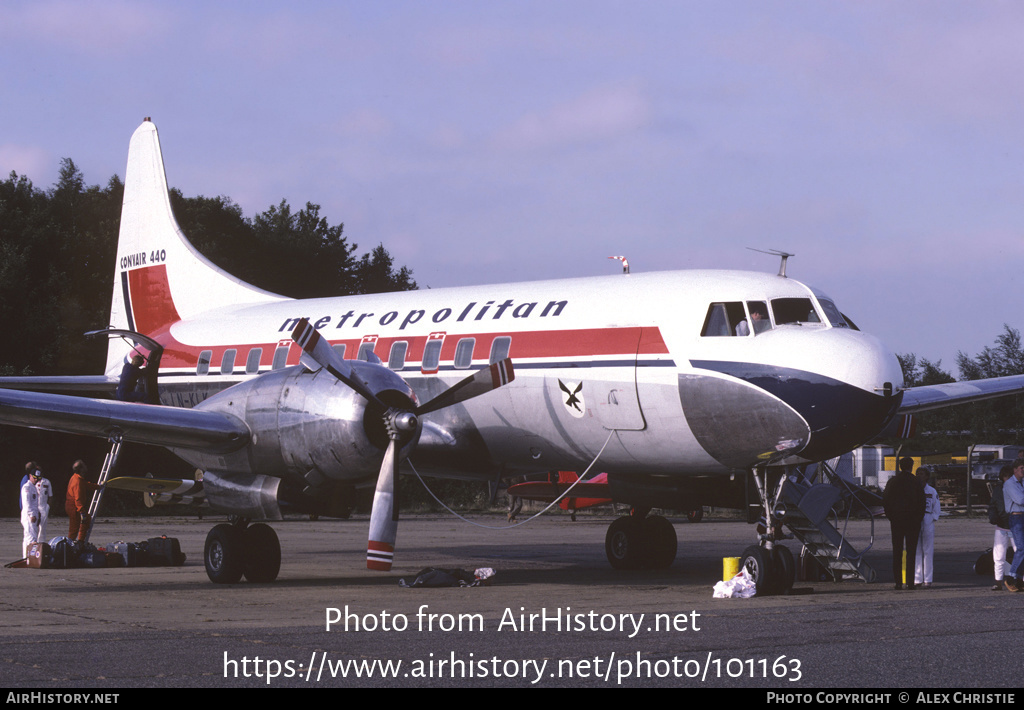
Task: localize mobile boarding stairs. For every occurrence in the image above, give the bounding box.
[776,461,880,583]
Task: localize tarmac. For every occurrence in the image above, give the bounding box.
[1,511,1021,691]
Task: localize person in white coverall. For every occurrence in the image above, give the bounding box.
[914,466,941,587]
[991,466,1018,590]
[34,470,53,543]
[20,468,41,558]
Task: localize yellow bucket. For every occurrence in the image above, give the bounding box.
[723,556,740,580]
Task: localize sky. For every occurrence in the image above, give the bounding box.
[2,0,1024,371]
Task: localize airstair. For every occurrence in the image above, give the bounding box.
[778,460,880,583]
[84,433,123,543]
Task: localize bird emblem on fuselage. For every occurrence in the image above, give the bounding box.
[558,379,585,418]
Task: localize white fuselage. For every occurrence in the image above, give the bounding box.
[132,268,904,485]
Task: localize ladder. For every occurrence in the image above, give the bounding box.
[779,462,880,583]
[84,433,123,544]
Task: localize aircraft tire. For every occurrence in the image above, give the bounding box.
[772,545,795,594]
[641,515,677,569]
[242,523,281,583]
[205,524,245,584]
[687,508,704,523]
[605,516,644,570]
[740,544,773,595]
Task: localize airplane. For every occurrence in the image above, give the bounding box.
[506,471,704,522]
[4,117,1024,591]
[508,471,616,520]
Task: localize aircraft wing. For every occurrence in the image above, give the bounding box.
[0,388,250,454]
[0,375,117,397]
[898,374,1024,414]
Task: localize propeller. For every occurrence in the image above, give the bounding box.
[291,319,515,570]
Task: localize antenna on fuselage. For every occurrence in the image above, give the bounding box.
[608,255,630,274]
[747,248,794,278]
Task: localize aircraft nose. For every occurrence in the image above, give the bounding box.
[678,369,810,469]
[683,330,903,468]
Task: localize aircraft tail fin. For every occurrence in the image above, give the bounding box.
[106,119,284,376]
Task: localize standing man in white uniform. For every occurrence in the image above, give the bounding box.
[34,467,53,543]
[20,467,41,558]
[915,466,941,587]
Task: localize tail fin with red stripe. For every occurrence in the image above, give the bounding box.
[106,119,285,376]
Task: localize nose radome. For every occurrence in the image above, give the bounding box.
[682,330,904,467]
[678,370,810,470]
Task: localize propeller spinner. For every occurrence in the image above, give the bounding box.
[291,319,514,570]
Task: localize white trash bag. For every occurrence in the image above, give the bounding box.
[713,567,757,598]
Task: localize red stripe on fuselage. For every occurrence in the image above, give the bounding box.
[153,326,671,372]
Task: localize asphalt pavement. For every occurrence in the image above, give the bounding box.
[1,512,1020,691]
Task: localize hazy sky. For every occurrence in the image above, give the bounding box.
[3,1,1023,371]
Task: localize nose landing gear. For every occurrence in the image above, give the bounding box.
[736,466,797,595]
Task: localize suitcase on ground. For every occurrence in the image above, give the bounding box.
[78,550,107,568]
[146,536,185,566]
[50,537,79,569]
[27,542,51,569]
[105,551,125,568]
[109,541,145,567]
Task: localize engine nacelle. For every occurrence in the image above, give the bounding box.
[172,363,420,486]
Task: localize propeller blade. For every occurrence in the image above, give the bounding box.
[415,358,515,416]
[367,439,399,571]
[291,319,386,409]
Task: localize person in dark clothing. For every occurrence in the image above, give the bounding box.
[883,456,926,590]
[116,354,149,402]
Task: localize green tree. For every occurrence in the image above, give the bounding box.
[898,353,955,388]
[954,325,1024,441]
[353,243,417,294]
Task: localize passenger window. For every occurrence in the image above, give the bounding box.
[489,336,511,363]
[701,302,746,337]
[220,349,237,375]
[271,345,289,370]
[388,341,408,370]
[197,350,212,376]
[771,298,820,325]
[454,338,475,369]
[357,341,376,361]
[422,338,443,373]
[245,348,262,374]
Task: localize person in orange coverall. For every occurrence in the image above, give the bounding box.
[65,460,99,541]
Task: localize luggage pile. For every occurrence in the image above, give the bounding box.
[25,536,186,569]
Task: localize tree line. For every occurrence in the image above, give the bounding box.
[896,324,1024,451]
[0,159,415,377]
[0,159,417,518]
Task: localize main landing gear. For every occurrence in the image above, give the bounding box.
[604,509,677,570]
[204,520,281,584]
[737,466,796,595]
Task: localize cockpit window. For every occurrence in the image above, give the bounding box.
[745,301,772,335]
[702,301,774,337]
[771,298,820,325]
[701,302,745,337]
[817,299,849,328]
